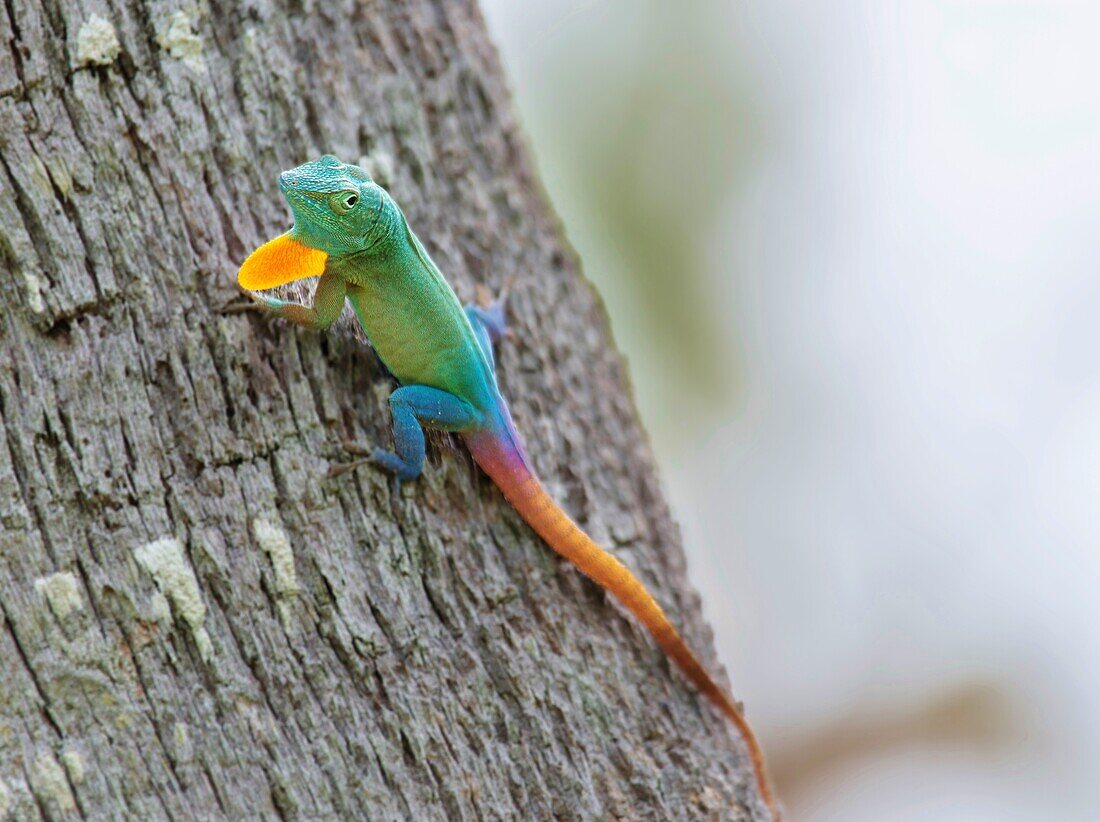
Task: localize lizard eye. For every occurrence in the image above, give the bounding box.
[331,191,359,215]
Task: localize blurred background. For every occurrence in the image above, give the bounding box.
[481,1,1100,819]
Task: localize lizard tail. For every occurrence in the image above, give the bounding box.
[465,420,779,819]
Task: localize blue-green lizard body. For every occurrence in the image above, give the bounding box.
[237,155,777,818]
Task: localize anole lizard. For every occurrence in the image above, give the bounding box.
[235,155,778,818]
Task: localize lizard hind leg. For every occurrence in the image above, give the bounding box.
[465,301,508,345]
[361,386,479,483]
[464,306,498,370]
[464,283,511,369]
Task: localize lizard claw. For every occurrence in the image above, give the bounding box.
[327,458,372,478]
[340,440,374,457]
[220,299,260,315]
[221,289,282,316]
[475,276,514,310]
[328,442,404,479]
[327,449,412,510]
[474,283,494,309]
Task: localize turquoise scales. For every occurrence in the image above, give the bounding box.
[236,155,778,818]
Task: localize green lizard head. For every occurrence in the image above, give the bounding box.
[279,155,399,257]
[238,155,403,291]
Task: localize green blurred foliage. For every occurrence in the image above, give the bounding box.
[500,1,762,442]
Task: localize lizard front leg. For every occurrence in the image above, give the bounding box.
[243,271,347,330]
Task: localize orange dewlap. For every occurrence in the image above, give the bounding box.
[238,233,328,290]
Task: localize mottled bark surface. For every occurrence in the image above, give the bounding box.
[0,1,764,819]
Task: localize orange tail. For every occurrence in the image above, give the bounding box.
[466,426,779,818]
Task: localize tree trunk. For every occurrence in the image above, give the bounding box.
[0,1,765,818]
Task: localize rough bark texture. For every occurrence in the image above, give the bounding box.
[0,1,764,819]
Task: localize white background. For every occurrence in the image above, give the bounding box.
[482,2,1100,818]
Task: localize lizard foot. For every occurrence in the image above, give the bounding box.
[327,444,418,486]
[468,278,516,343]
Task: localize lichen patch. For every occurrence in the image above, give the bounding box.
[133,538,213,662]
[157,10,205,71]
[30,752,76,813]
[22,268,45,314]
[34,572,84,619]
[75,15,121,68]
[252,519,301,596]
[60,750,85,785]
[149,590,172,624]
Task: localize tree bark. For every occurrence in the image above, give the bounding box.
[0,1,764,819]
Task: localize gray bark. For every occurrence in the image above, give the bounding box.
[0,0,764,819]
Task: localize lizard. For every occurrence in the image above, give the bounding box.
[235,154,779,818]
